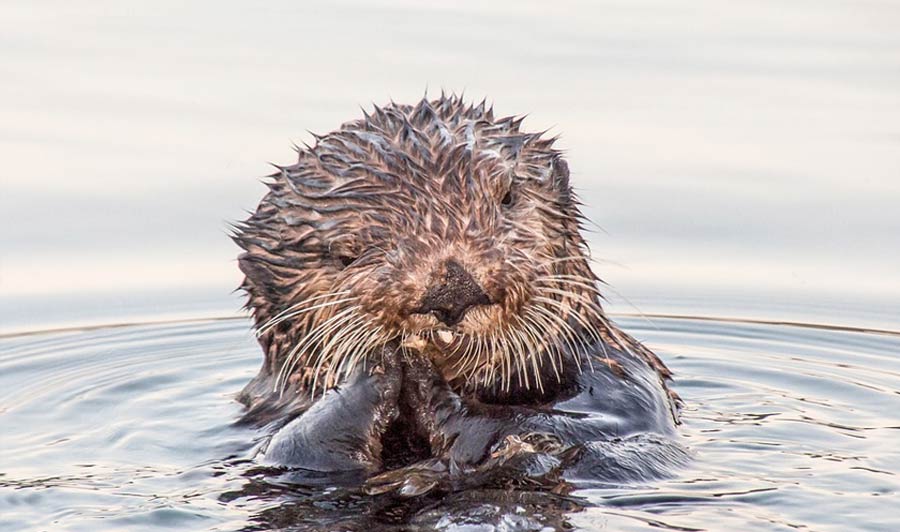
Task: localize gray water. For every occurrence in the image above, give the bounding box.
[2,0,899,530]
[2,317,899,531]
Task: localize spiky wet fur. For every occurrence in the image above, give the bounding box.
[233,95,674,420]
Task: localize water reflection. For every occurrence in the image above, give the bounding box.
[2,317,899,530]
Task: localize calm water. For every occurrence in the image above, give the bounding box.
[2,0,899,530]
[2,0,899,323]
[2,317,899,531]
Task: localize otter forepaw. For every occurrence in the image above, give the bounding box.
[261,351,404,473]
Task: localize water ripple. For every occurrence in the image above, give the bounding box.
[1,315,899,531]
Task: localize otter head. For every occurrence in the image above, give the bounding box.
[235,96,607,400]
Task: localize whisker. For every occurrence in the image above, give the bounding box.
[322,318,377,392]
[257,296,357,337]
[533,296,601,371]
[475,334,489,387]
[316,315,367,390]
[528,305,584,368]
[511,319,544,391]
[522,312,562,382]
[278,306,360,394]
[343,326,385,382]
[326,320,370,385]
[256,290,352,333]
[523,310,566,376]
[535,275,602,294]
[306,310,365,394]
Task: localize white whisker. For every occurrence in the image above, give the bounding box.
[255,290,352,334]
[257,296,357,337]
[278,305,360,394]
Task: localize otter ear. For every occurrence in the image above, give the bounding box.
[550,158,573,201]
[551,158,570,188]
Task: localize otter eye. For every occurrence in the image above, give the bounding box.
[329,241,360,269]
[337,254,358,268]
[501,189,514,207]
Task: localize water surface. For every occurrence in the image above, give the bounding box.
[2,316,899,531]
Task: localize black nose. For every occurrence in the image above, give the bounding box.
[414,260,491,327]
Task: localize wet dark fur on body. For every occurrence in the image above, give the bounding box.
[233,95,683,490]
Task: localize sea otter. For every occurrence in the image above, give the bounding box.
[233,95,682,490]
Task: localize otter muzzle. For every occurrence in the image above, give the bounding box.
[413,259,490,327]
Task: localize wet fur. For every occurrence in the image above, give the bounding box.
[232,95,681,481]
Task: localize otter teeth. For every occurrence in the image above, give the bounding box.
[436,330,454,346]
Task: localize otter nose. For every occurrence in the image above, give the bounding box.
[414,259,491,327]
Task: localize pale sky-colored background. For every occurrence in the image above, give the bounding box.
[2,0,899,332]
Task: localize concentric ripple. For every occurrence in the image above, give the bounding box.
[1,316,899,531]
[0,320,261,532]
